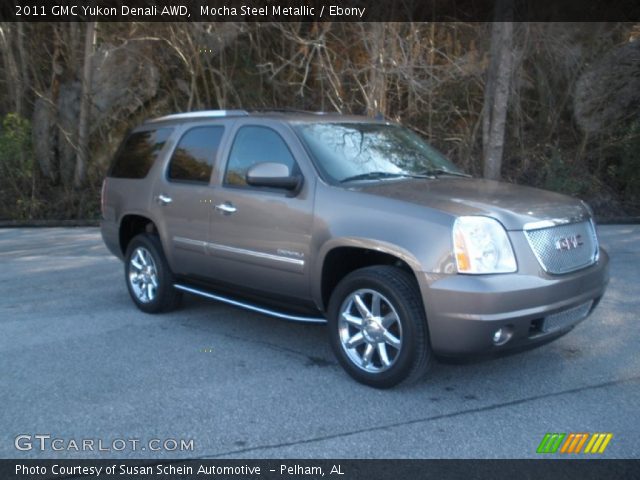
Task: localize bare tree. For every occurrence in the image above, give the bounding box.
[482,9,514,180]
[74,21,96,188]
[1,21,637,220]
[0,24,21,115]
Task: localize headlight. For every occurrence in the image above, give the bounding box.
[453,216,517,274]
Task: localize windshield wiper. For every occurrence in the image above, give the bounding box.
[419,168,471,178]
[340,171,439,183]
[339,172,408,183]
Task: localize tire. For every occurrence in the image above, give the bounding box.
[124,233,181,313]
[328,266,431,388]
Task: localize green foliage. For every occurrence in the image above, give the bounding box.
[0,113,38,219]
[0,113,32,177]
[542,148,588,196]
[616,119,640,205]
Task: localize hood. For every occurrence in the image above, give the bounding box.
[357,177,589,230]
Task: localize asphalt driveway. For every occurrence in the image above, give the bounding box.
[0,226,638,459]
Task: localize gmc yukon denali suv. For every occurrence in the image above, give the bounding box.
[101,110,609,388]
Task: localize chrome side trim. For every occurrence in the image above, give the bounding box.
[174,236,207,249]
[174,284,326,324]
[174,235,304,266]
[206,241,305,266]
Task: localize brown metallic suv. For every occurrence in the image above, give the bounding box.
[101,110,609,388]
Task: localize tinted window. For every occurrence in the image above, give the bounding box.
[168,126,224,183]
[109,128,172,179]
[225,126,296,187]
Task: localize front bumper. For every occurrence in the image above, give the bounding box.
[419,248,609,356]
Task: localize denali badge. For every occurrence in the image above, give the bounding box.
[276,248,304,259]
[555,234,583,251]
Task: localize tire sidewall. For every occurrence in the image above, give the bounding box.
[328,268,426,388]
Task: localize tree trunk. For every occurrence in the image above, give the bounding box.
[74,22,96,189]
[367,23,387,117]
[16,23,28,117]
[48,26,63,183]
[0,24,21,114]
[482,14,514,180]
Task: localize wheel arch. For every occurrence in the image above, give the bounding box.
[119,213,160,256]
[314,238,424,313]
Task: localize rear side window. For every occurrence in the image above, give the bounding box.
[224,126,296,187]
[168,126,225,184]
[109,128,172,179]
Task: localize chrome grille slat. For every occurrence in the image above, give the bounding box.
[524,220,598,274]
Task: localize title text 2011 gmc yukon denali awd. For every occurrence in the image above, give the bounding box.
[101,110,609,388]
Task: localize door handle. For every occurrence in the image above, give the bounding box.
[215,202,237,215]
[156,194,173,205]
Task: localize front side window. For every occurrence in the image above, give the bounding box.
[224,126,297,187]
[168,126,224,184]
[293,122,463,183]
[109,128,172,179]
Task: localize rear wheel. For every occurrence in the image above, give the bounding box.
[124,234,181,313]
[328,266,431,388]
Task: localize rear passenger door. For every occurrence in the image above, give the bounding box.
[150,124,225,277]
[208,121,315,301]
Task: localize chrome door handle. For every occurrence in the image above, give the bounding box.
[156,194,173,205]
[215,202,237,215]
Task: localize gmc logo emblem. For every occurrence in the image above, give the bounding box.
[555,234,583,251]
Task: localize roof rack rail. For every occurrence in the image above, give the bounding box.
[249,108,337,115]
[149,110,249,122]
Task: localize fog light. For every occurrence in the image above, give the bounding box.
[492,326,513,346]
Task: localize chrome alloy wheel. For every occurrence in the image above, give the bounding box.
[128,247,159,303]
[338,289,403,373]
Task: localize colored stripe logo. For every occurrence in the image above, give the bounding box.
[537,433,613,454]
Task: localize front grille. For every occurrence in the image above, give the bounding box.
[543,301,593,333]
[524,220,598,274]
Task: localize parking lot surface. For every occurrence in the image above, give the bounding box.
[0,226,638,458]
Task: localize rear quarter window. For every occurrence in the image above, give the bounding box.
[168,126,225,184]
[109,128,173,179]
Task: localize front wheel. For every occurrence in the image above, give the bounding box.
[124,234,181,313]
[328,266,431,388]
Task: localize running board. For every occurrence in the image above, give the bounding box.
[173,284,327,324]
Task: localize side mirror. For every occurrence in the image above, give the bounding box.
[246,162,302,192]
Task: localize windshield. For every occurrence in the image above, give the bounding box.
[294,122,464,183]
